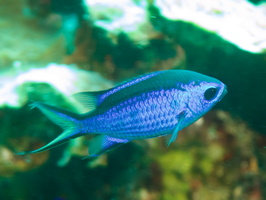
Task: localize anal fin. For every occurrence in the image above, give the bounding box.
[86,135,130,158]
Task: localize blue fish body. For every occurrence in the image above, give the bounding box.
[18,70,227,157]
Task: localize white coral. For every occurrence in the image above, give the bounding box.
[0,63,113,108]
[154,0,266,53]
[84,0,153,44]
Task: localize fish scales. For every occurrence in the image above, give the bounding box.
[84,88,181,139]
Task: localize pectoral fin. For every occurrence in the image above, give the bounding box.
[85,135,130,158]
[166,111,187,146]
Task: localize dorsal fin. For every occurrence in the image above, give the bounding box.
[72,90,109,110]
[99,71,163,101]
[73,71,164,111]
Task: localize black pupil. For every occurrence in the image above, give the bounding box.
[204,88,219,101]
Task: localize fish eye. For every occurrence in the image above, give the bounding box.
[204,87,219,101]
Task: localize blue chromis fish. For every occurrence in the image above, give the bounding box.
[17,70,227,158]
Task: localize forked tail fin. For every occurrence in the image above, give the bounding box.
[16,102,82,155]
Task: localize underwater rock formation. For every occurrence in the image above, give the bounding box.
[84,0,156,45]
[0,0,65,68]
[83,0,266,53]
[154,0,266,53]
[0,63,113,110]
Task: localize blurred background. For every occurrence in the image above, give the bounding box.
[0,0,266,199]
